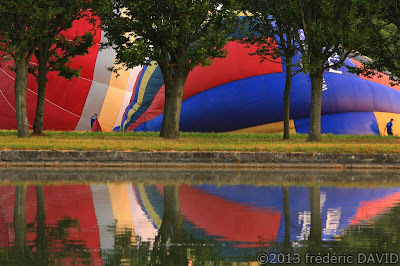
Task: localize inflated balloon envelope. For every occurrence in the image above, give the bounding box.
[1,15,399,136]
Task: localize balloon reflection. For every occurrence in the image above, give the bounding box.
[0,183,400,265]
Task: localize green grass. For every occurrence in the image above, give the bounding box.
[1,130,400,153]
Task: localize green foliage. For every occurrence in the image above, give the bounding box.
[297,0,363,74]
[0,0,54,63]
[0,0,97,78]
[240,0,300,68]
[33,0,97,80]
[98,0,240,73]
[352,0,400,84]
[35,31,95,80]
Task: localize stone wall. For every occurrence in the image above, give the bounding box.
[1,150,400,169]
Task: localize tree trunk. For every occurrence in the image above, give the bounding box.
[33,47,49,136]
[160,66,188,139]
[309,186,322,249]
[35,185,48,263]
[13,185,29,256]
[307,71,324,142]
[283,186,291,252]
[14,58,30,138]
[283,65,293,140]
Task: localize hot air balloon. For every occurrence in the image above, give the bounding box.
[122,40,400,136]
[1,14,399,135]
[0,15,142,132]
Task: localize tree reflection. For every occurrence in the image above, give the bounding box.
[295,186,400,266]
[13,185,30,262]
[331,202,400,255]
[0,185,91,265]
[150,184,188,265]
[283,186,291,252]
[309,186,322,250]
[104,184,221,265]
[34,185,48,265]
[102,227,151,266]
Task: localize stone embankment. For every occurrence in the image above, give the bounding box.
[1,150,400,169]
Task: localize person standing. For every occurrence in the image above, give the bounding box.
[384,118,394,136]
[91,113,97,129]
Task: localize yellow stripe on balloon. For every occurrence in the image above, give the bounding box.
[113,66,143,129]
[229,120,296,134]
[108,183,136,244]
[373,112,400,136]
[122,61,159,130]
[98,64,131,131]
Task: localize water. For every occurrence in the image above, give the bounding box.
[1,168,400,265]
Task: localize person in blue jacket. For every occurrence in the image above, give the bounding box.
[91,113,97,128]
[384,118,394,136]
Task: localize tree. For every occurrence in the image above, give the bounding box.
[241,0,300,140]
[32,1,96,136]
[98,0,240,139]
[353,0,400,84]
[0,1,96,137]
[0,1,48,137]
[296,0,362,142]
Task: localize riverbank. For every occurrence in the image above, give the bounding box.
[2,168,400,187]
[1,150,400,169]
[2,131,400,169]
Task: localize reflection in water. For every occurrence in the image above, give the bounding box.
[1,179,400,265]
[1,185,94,265]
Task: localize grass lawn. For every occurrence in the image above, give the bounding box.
[1,130,400,153]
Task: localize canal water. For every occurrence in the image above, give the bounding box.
[1,168,400,265]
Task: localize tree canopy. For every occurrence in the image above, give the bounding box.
[98,0,240,138]
[99,0,239,71]
[31,0,97,135]
[353,0,400,84]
